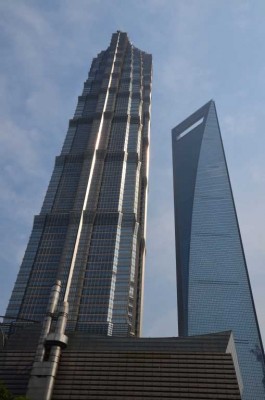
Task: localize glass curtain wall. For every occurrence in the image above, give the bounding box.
[6,32,152,337]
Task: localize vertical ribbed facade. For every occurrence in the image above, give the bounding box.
[172,100,265,399]
[6,31,152,337]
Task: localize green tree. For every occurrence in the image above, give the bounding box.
[14,397,29,400]
[0,381,29,400]
[0,381,13,400]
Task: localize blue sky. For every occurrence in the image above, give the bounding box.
[0,0,265,340]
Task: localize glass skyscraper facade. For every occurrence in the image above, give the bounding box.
[6,31,152,337]
[172,100,265,399]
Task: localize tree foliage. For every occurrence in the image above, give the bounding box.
[0,381,29,400]
[0,380,12,400]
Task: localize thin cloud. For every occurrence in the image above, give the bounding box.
[0,1,264,345]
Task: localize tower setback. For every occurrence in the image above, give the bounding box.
[6,31,152,337]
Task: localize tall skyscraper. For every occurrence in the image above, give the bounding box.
[172,100,265,399]
[1,34,244,400]
[5,31,152,337]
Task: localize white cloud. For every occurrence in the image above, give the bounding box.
[222,113,257,138]
[0,0,265,344]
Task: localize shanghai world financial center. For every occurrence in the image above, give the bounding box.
[172,100,265,399]
[3,32,265,399]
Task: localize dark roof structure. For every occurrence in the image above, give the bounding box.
[1,327,242,399]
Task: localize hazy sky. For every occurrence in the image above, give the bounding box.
[0,0,265,341]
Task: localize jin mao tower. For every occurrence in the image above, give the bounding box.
[6,31,152,337]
